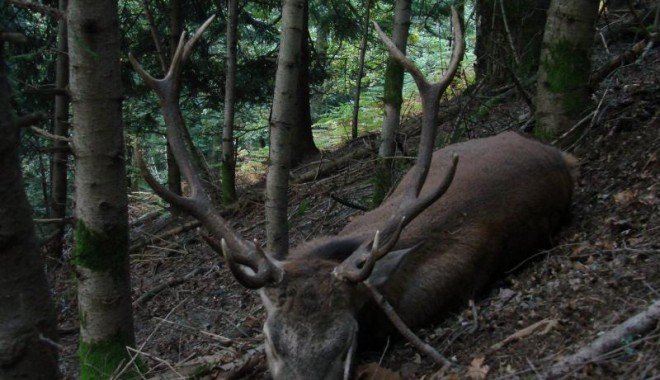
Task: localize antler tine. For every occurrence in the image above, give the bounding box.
[335,8,464,283]
[182,15,216,61]
[201,236,282,289]
[133,141,197,212]
[130,16,257,259]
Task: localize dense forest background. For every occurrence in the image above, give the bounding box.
[1,0,659,379]
[6,0,471,219]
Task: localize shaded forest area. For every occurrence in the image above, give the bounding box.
[63,11,659,380]
[1,0,659,379]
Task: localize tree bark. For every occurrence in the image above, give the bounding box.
[221,0,239,205]
[351,0,373,140]
[0,33,60,380]
[267,0,305,258]
[289,0,320,168]
[373,0,411,206]
[48,0,70,257]
[68,0,138,378]
[167,0,183,204]
[535,0,599,140]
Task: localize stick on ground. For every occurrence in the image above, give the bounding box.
[546,299,660,379]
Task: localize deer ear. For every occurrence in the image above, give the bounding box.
[366,244,421,287]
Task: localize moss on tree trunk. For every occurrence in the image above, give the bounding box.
[535,0,599,140]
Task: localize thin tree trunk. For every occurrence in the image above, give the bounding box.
[351,0,373,140]
[475,0,550,87]
[68,0,138,378]
[535,0,599,140]
[266,0,305,258]
[221,0,238,205]
[48,0,70,257]
[289,0,320,168]
[373,0,411,206]
[168,0,183,202]
[0,33,60,380]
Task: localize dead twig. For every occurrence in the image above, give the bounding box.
[330,193,369,211]
[489,318,559,351]
[132,268,201,307]
[129,219,201,251]
[29,126,72,143]
[364,281,452,369]
[590,38,652,86]
[546,300,660,379]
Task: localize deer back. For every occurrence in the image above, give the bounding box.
[333,131,574,331]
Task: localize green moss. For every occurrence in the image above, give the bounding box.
[533,121,557,142]
[79,333,141,380]
[190,364,212,378]
[543,38,591,116]
[73,221,128,278]
[79,309,88,329]
[474,105,490,121]
[383,58,404,106]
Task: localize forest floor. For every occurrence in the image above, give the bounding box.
[52,22,659,380]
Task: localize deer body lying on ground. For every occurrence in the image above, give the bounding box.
[130,9,576,380]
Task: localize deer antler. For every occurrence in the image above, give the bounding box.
[130,15,283,288]
[335,7,464,282]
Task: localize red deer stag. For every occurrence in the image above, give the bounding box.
[130,10,575,380]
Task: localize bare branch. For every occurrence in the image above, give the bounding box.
[29,126,71,143]
[546,300,660,379]
[16,113,46,128]
[1,32,28,44]
[365,282,452,369]
[7,0,65,20]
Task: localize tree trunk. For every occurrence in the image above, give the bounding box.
[267,0,305,258]
[372,0,411,206]
[68,1,138,378]
[475,0,550,87]
[167,0,183,204]
[221,0,238,205]
[0,34,60,380]
[351,0,373,140]
[535,0,599,140]
[48,0,70,257]
[289,0,320,168]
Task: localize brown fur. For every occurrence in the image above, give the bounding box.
[261,132,575,379]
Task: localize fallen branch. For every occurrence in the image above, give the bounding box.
[546,299,660,379]
[330,193,369,211]
[129,219,200,252]
[490,318,558,352]
[364,281,452,369]
[590,37,651,86]
[130,210,165,228]
[291,146,373,183]
[133,276,186,308]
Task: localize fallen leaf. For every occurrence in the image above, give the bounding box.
[356,362,401,380]
[613,189,638,206]
[466,356,490,380]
